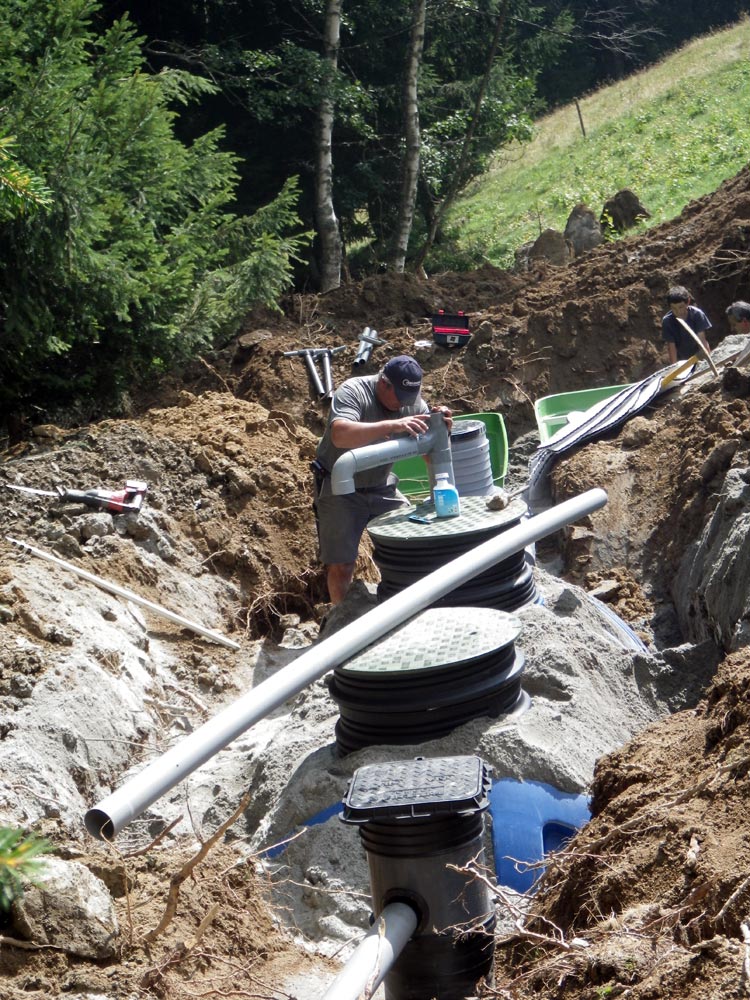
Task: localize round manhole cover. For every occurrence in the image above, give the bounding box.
[367,495,527,546]
[340,606,522,674]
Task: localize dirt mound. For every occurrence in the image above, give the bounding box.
[4,393,326,635]
[2,163,750,999]
[494,647,750,1000]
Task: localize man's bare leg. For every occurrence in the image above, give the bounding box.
[327,562,355,604]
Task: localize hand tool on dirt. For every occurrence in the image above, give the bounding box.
[4,479,148,514]
[675,316,719,376]
[353,327,388,368]
[283,346,347,400]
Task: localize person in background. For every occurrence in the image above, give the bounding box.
[312,355,452,604]
[661,285,712,364]
[725,300,750,336]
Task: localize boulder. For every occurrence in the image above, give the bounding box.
[601,189,651,233]
[528,229,574,267]
[564,204,602,256]
[513,239,534,272]
[12,857,119,959]
[674,466,750,650]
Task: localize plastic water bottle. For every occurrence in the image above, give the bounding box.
[433,472,460,518]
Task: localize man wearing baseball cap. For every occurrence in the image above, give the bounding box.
[313,355,452,603]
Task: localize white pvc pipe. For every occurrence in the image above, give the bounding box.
[5,536,240,651]
[331,412,452,494]
[84,488,607,840]
[321,901,418,1000]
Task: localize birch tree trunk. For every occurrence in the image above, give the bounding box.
[391,0,426,273]
[315,0,343,292]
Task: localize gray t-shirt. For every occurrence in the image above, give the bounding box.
[316,374,429,489]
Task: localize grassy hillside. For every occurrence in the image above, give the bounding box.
[448,18,750,270]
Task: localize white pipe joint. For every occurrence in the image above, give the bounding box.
[331,411,452,495]
[321,901,419,1000]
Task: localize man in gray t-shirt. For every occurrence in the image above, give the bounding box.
[313,354,450,604]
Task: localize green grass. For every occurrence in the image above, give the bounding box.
[447,17,750,269]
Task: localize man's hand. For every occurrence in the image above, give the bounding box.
[431,405,453,432]
[390,413,430,437]
[331,413,430,448]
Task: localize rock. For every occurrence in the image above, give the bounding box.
[9,673,34,698]
[226,467,258,497]
[31,424,67,441]
[279,626,315,649]
[674,467,750,649]
[513,239,534,272]
[233,329,274,363]
[621,416,656,448]
[528,228,574,266]
[318,581,377,639]
[53,533,84,559]
[601,188,651,233]
[723,365,750,397]
[80,513,115,540]
[12,857,119,959]
[563,204,602,256]
[468,320,494,348]
[589,578,621,601]
[485,492,510,511]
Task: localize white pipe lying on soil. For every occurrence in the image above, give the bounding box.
[5,536,240,651]
[321,901,418,1000]
[84,488,607,841]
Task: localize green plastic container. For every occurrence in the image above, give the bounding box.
[534,385,633,445]
[393,412,508,498]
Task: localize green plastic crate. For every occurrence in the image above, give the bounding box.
[534,385,633,445]
[392,412,508,498]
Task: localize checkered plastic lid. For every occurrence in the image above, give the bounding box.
[339,606,521,674]
[367,495,526,543]
[343,755,491,821]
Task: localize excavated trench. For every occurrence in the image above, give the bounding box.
[3,160,750,994]
[0,357,743,999]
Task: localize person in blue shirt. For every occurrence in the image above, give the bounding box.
[661,286,712,364]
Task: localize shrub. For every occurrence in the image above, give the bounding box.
[0,0,308,424]
[0,827,51,910]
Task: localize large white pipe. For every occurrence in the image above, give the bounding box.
[5,536,240,651]
[321,901,418,1000]
[84,488,607,840]
[331,411,452,494]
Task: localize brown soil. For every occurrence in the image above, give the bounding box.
[493,648,750,1000]
[0,839,335,999]
[3,164,750,999]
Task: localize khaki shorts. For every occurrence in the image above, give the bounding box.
[314,480,408,565]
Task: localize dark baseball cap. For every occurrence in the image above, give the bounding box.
[383,355,423,404]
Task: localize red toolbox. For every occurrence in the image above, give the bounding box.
[431,310,471,348]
